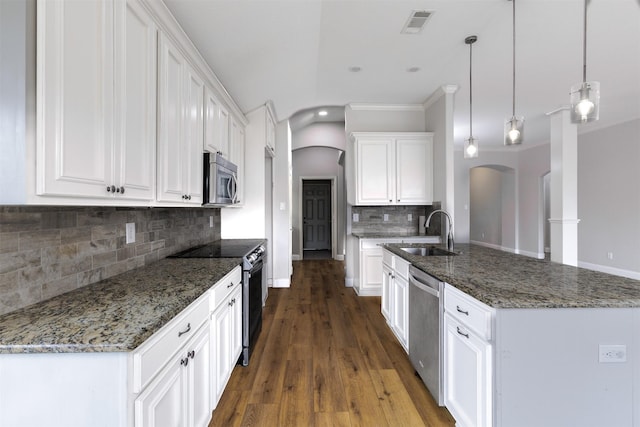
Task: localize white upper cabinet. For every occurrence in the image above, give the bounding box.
[348,132,433,206]
[204,86,230,157]
[265,106,276,156]
[228,116,245,206]
[37,0,156,202]
[156,33,203,205]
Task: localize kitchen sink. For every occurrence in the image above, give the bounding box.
[400,246,458,256]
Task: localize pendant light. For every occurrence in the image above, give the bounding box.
[464,35,479,159]
[504,0,524,145]
[570,0,599,123]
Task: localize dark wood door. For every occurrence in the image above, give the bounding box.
[303,181,331,251]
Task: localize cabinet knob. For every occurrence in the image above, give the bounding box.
[180,357,189,367]
[188,350,195,359]
[188,195,191,200]
[120,186,125,194]
[107,185,116,193]
[397,199,400,202]
[389,199,392,202]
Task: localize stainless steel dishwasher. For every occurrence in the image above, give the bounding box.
[408,265,444,406]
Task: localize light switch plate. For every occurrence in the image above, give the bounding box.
[599,344,626,363]
[209,216,214,228]
[383,214,389,222]
[353,213,359,222]
[125,223,135,244]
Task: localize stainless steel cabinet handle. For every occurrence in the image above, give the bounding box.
[456,306,469,315]
[456,326,470,339]
[178,323,191,337]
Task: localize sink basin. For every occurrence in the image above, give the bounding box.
[400,246,458,256]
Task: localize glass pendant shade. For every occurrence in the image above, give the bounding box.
[504,116,524,145]
[570,81,600,123]
[464,137,479,159]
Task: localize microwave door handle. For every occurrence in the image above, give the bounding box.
[230,174,238,203]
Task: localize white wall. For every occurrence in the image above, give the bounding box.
[577,119,640,277]
[271,121,293,287]
[470,167,503,246]
[291,146,345,259]
[292,121,346,151]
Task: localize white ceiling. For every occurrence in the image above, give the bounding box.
[164,0,640,148]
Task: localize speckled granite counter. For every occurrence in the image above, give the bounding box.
[384,243,640,309]
[352,232,440,240]
[0,258,241,354]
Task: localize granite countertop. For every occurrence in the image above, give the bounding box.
[0,258,241,354]
[352,232,441,239]
[384,243,640,309]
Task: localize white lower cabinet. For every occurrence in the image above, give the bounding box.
[135,323,210,427]
[382,249,410,352]
[443,284,494,427]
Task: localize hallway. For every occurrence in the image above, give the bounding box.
[209,259,455,426]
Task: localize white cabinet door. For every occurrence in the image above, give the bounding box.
[381,263,393,322]
[204,86,229,157]
[229,286,243,364]
[229,116,245,206]
[37,0,114,198]
[393,273,409,351]
[186,325,212,427]
[211,293,233,406]
[113,0,156,201]
[444,313,492,427]
[359,247,383,296]
[135,352,188,427]
[184,64,204,205]
[395,137,433,205]
[157,33,185,203]
[265,109,276,156]
[157,34,204,205]
[356,138,394,205]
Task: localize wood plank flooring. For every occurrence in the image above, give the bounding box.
[209,259,456,427]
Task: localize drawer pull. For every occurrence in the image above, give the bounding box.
[456,327,470,339]
[227,281,234,288]
[178,323,191,337]
[456,306,469,316]
[180,357,189,367]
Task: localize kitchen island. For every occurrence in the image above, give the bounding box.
[384,243,640,427]
[0,257,242,427]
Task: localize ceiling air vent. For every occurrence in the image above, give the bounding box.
[401,10,434,34]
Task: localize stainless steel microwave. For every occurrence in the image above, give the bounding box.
[203,152,238,206]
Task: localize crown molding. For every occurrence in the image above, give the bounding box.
[423,84,459,110]
[347,103,425,112]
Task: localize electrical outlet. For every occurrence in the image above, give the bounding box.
[353,213,359,222]
[408,214,412,221]
[383,214,389,222]
[599,345,626,363]
[209,216,214,228]
[125,223,135,244]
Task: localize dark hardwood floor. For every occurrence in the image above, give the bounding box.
[209,259,456,426]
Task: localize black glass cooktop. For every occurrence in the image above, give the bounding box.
[169,239,265,259]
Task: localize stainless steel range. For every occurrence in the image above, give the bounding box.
[170,239,266,366]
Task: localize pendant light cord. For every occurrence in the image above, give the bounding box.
[469,39,473,136]
[512,0,516,116]
[582,0,588,83]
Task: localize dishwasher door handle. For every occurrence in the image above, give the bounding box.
[409,275,440,297]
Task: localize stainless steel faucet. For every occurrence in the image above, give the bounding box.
[425,209,454,252]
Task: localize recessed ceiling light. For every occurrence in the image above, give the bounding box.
[318,110,328,116]
[407,66,421,73]
[348,66,362,73]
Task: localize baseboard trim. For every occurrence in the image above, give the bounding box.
[516,249,546,259]
[272,278,291,288]
[345,277,354,288]
[291,254,301,261]
[335,254,345,261]
[578,261,640,280]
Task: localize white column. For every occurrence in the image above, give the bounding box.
[547,107,580,266]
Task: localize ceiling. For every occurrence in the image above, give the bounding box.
[164,0,640,148]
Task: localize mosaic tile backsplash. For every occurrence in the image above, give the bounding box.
[0,206,221,315]
[351,203,442,236]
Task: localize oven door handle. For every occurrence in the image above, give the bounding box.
[229,173,238,204]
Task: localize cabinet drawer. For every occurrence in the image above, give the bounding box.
[132,292,210,393]
[395,257,410,280]
[444,284,494,340]
[210,266,242,309]
[382,249,394,267]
